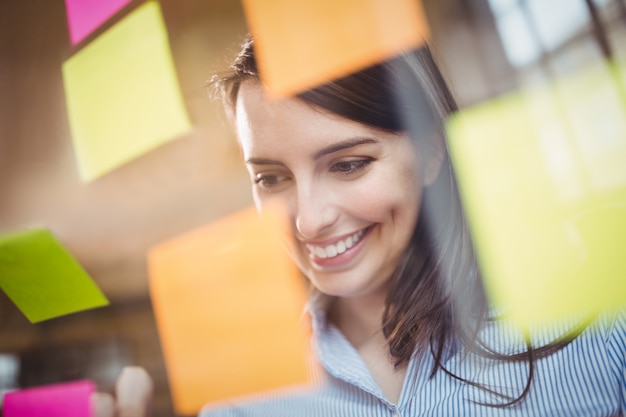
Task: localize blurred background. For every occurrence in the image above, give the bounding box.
[0,0,624,415]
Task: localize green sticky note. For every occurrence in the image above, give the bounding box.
[447,59,626,328]
[62,1,191,182]
[0,229,109,323]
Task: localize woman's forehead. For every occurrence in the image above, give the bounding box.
[236,82,393,157]
[235,81,295,122]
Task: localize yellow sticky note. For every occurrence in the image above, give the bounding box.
[0,229,109,323]
[447,60,626,327]
[148,206,311,415]
[242,0,428,97]
[62,1,191,182]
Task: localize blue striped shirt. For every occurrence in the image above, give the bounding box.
[200,306,626,416]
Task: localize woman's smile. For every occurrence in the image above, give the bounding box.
[303,226,371,267]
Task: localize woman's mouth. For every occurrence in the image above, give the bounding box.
[306,229,368,260]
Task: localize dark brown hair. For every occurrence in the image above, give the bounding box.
[213,35,580,407]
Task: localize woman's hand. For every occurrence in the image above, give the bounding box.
[91,366,153,417]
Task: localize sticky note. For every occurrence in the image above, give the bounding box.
[64,0,132,45]
[446,59,626,328]
[3,380,95,417]
[242,0,429,97]
[0,229,109,323]
[148,206,311,415]
[62,1,191,182]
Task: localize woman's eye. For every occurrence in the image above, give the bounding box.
[330,159,372,175]
[254,173,289,190]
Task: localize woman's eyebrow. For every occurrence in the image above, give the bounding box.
[313,137,378,160]
[245,157,284,166]
[245,137,378,166]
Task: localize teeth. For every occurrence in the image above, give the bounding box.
[306,229,365,259]
[336,241,346,254]
[325,245,337,258]
[314,246,327,259]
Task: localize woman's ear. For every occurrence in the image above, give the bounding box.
[422,134,446,186]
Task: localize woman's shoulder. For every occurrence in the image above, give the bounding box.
[198,388,322,417]
[197,380,371,417]
[443,308,626,414]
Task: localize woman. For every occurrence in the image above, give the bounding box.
[96,37,626,417]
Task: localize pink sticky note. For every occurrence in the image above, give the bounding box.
[3,380,95,417]
[64,0,132,45]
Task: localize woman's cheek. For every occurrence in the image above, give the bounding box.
[337,176,416,220]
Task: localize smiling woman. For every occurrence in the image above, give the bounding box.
[236,81,423,306]
[95,36,626,417]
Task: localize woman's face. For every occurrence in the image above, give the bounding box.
[235,81,425,300]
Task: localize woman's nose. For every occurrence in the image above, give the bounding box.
[294,184,338,240]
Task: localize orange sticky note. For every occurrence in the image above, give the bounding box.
[148,206,311,415]
[242,0,429,97]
